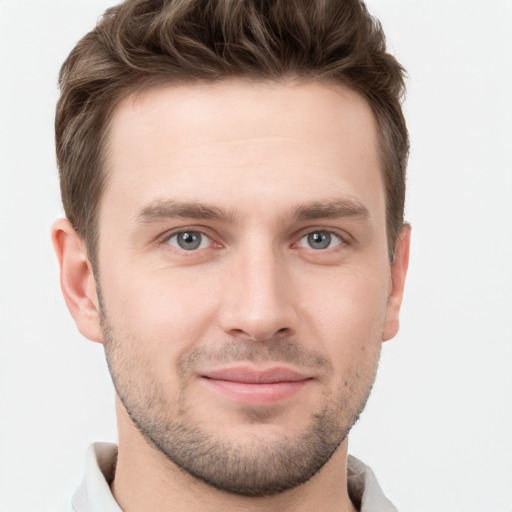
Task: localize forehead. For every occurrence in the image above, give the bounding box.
[104,80,384,222]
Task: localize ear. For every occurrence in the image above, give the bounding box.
[382,224,411,342]
[52,218,103,343]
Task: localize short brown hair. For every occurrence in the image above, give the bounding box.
[56,0,408,263]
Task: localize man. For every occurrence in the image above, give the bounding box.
[52,0,410,510]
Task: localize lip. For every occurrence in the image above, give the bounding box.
[199,366,313,405]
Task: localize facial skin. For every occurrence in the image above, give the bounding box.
[53,80,410,512]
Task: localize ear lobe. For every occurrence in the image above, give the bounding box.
[51,218,103,343]
[382,224,411,342]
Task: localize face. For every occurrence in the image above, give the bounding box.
[93,80,404,495]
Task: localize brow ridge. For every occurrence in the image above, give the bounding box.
[135,197,369,225]
[290,198,369,222]
[136,199,236,224]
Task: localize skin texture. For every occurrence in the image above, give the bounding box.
[52,80,410,512]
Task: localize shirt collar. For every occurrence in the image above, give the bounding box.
[71,443,122,512]
[347,454,398,512]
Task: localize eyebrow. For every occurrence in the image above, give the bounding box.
[290,198,370,223]
[136,199,237,224]
[135,197,369,225]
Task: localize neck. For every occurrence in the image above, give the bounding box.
[112,400,357,512]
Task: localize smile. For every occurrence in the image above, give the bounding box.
[199,366,313,406]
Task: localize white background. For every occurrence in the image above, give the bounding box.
[0,1,511,510]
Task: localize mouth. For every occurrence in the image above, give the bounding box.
[199,366,313,406]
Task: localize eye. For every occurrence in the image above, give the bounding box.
[166,231,211,251]
[298,231,343,250]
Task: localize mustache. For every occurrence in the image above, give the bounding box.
[178,338,333,375]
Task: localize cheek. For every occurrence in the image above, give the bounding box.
[99,262,221,357]
[299,266,389,362]
[313,281,385,402]
[99,268,224,399]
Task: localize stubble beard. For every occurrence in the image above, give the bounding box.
[100,307,381,497]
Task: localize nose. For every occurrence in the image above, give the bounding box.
[218,246,299,342]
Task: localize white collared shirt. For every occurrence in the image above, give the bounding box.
[67,443,398,512]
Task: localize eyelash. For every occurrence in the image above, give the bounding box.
[166,230,214,251]
[295,230,344,251]
[160,227,219,254]
[159,227,349,254]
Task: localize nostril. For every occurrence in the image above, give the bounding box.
[226,326,294,343]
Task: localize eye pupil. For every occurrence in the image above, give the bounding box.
[307,232,331,250]
[177,231,202,250]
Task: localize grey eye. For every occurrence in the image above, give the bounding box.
[168,231,208,251]
[307,232,331,249]
[298,231,342,250]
